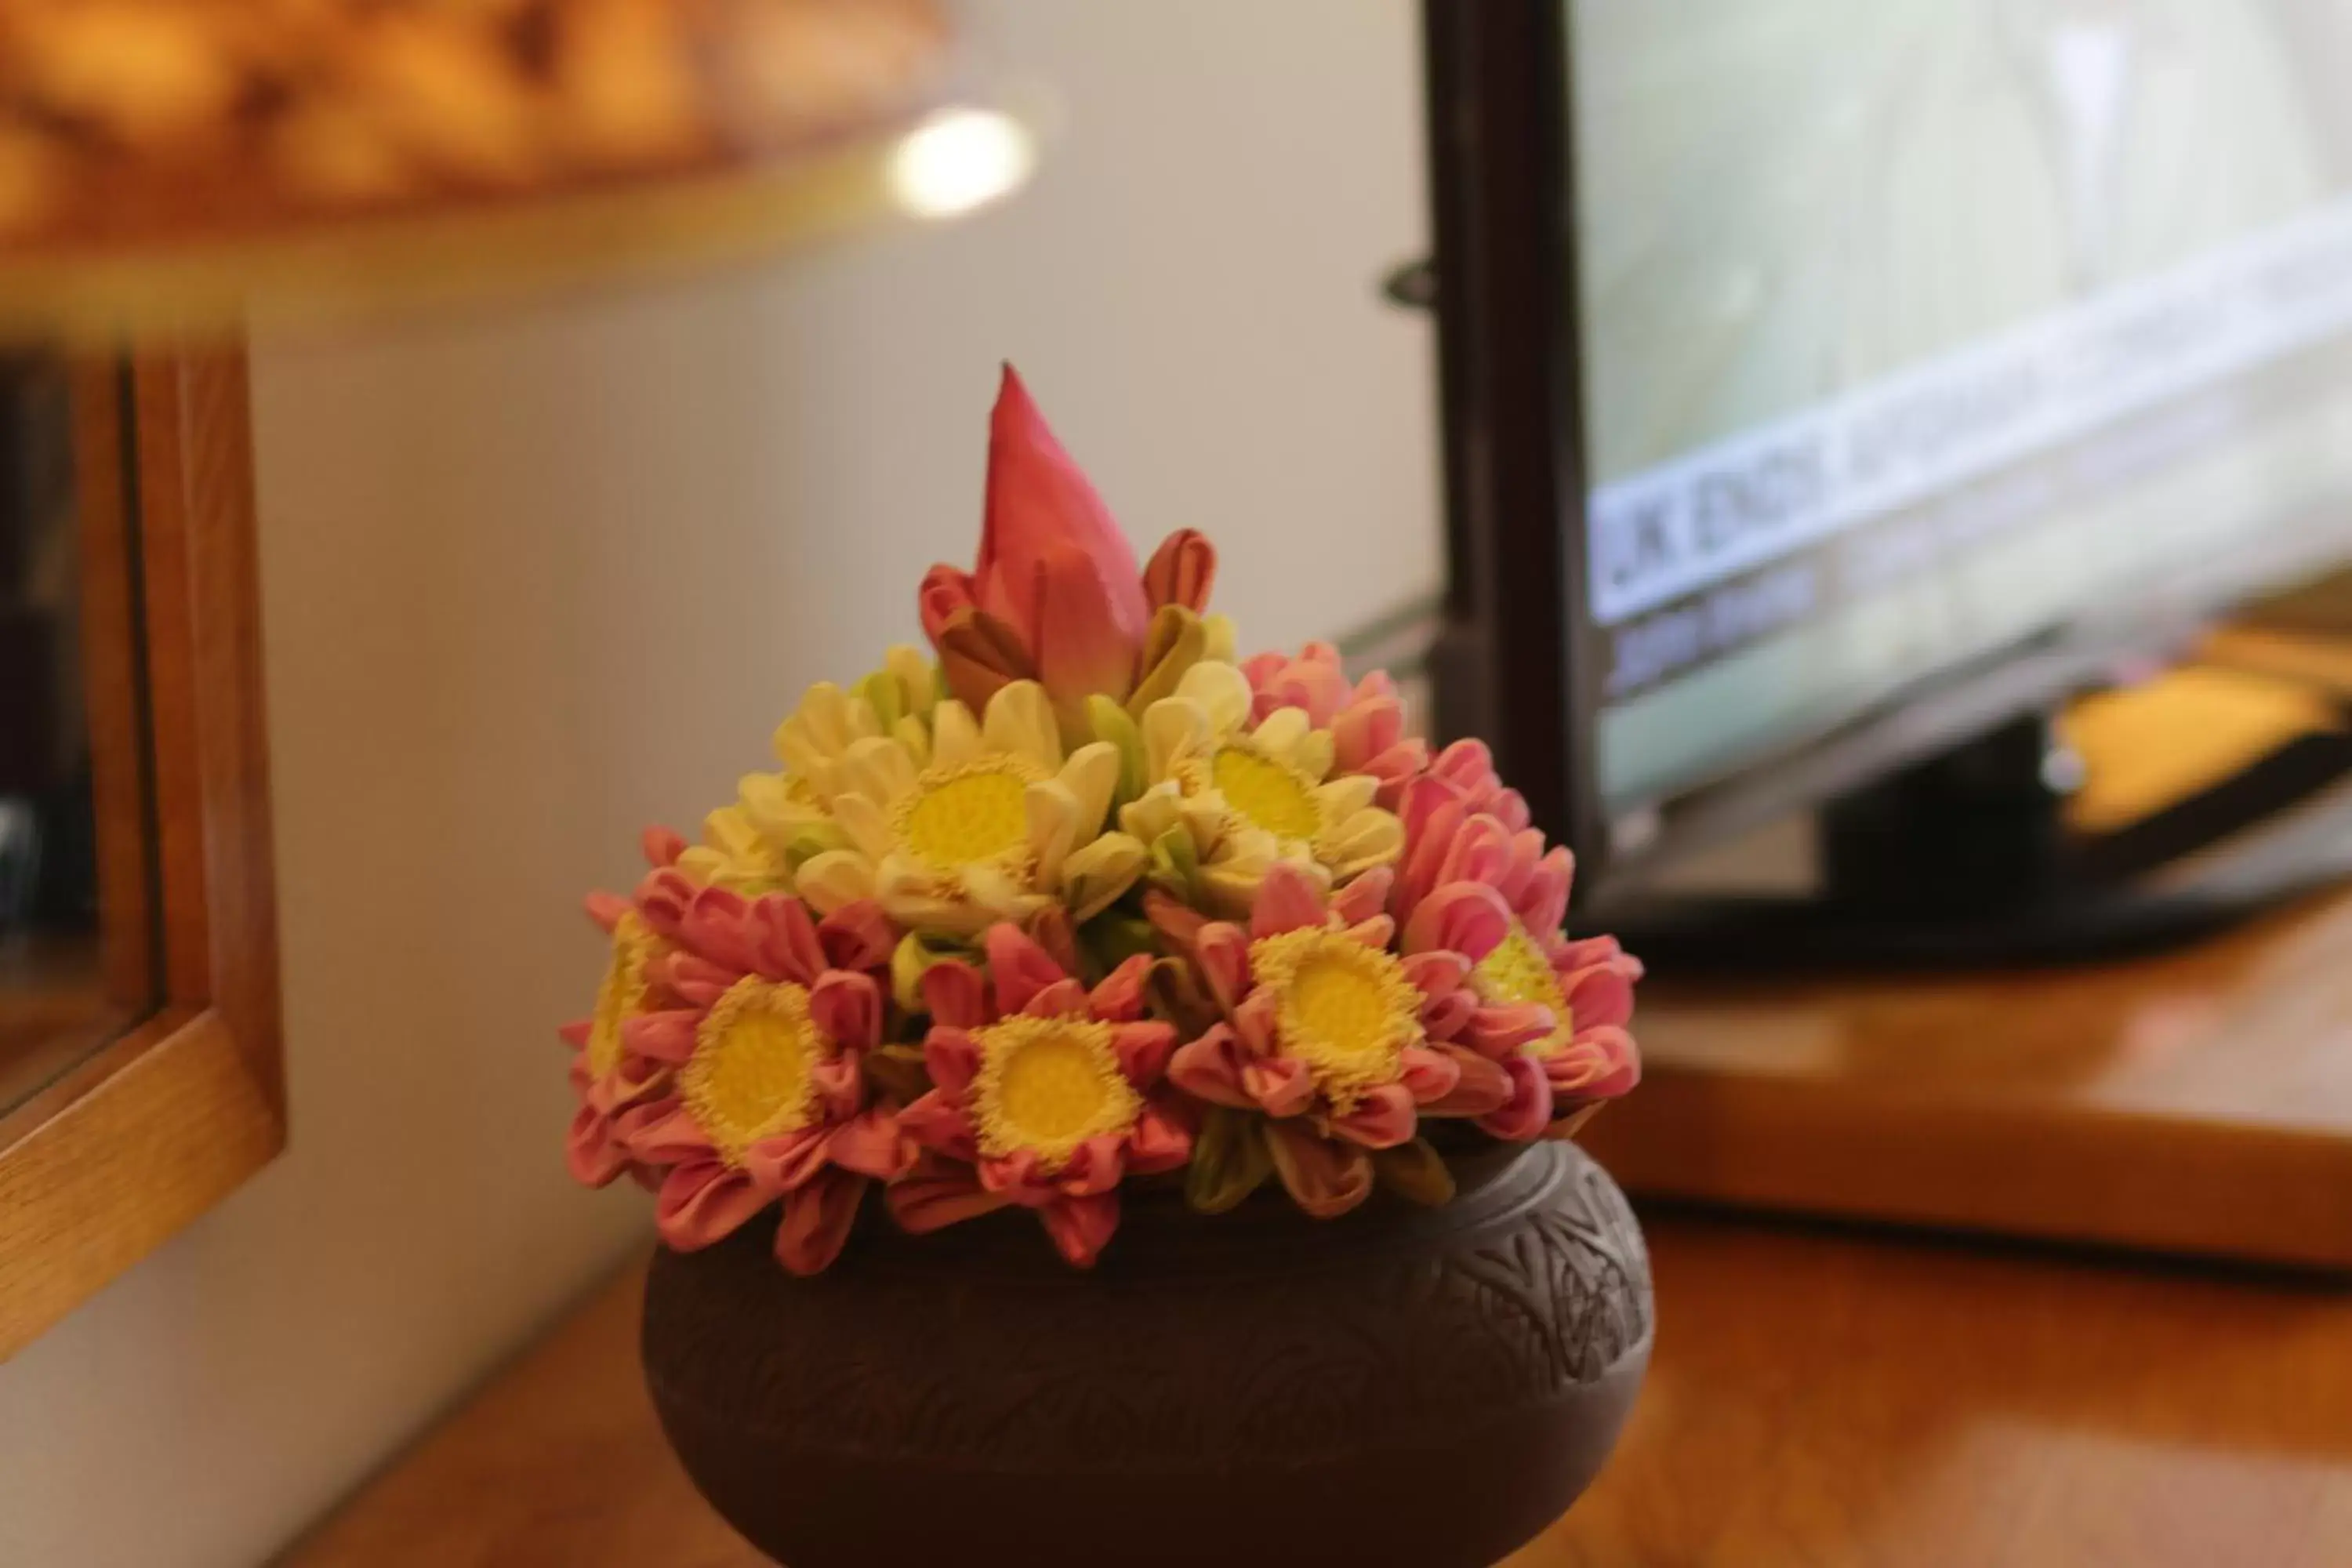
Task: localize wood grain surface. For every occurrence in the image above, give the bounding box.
[0,351,281,1361]
[1581,883,2352,1269]
[281,1213,2352,1568]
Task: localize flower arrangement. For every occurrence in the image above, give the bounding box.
[562,367,1641,1272]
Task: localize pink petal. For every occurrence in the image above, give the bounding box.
[1196,924,1253,1013]
[922,957,990,1029]
[1398,1043,1463,1105]
[655,1162,772,1250]
[978,365,1149,650]
[1089,954,1152,1022]
[1168,1026,1256,1109]
[984,923,1071,1016]
[810,971,884,1051]
[662,952,737,1007]
[744,1125,833,1192]
[898,1091,980,1160]
[1242,1055,1318,1118]
[1055,1135,1128,1198]
[818,899,898,974]
[1344,913,1397,951]
[1263,1123,1374,1220]
[922,1027,982,1097]
[811,1054,865,1122]
[919,563,979,644]
[1423,1046,1514,1117]
[1478,1054,1553,1142]
[1142,528,1217,612]
[627,1102,710,1166]
[1127,1102,1195,1174]
[1327,1082,1417,1149]
[1038,1192,1121,1269]
[1551,1025,1642,1101]
[1250,863,1328,940]
[1330,866,1395,928]
[584,891,631,933]
[641,826,688,868]
[1232,988,1283,1054]
[887,1158,1012,1235]
[775,1169,866,1276]
[1560,961,1635,1033]
[1466,1001,1556,1060]
[633,868,695,936]
[1143,889,1208,954]
[565,1106,630,1188]
[1033,539,1145,711]
[750,895,826,985]
[1112,1020,1178,1086]
[826,1107,916,1181]
[622,1009,699,1065]
[1403,880,1512,960]
[1331,694,1405,773]
[1402,949,1471,998]
[557,1018,591,1048]
[1022,977,1090,1018]
[980,1149,1060,1206]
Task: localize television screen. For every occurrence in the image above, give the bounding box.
[1576,0,2352,814]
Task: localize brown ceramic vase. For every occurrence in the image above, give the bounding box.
[641,1140,1653,1568]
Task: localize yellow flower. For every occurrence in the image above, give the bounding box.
[793,677,1147,936]
[674,647,939,897]
[1119,662,1403,916]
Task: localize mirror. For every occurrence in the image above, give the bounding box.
[0,358,158,1113]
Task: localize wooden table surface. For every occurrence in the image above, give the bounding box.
[284,1209,2352,1568]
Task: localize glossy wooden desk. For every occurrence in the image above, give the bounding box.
[285,1212,2352,1568]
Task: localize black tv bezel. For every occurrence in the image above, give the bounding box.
[1420,0,2352,905]
[1422,0,1611,874]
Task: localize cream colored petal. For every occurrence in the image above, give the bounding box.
[1203,614,1238,665]
[1056,742,1121,834]
[830,790,898,861]
[1119,780,1185,845]
[930,699,982,771]
[1179,789,1240,854]
[1250,705,1312,759]
[1141,696,1210,783]
[984,680,1063,770]
[795,848,877,913]
[841,735,921,808]
[892,714,933,770]
[958,864,1050,930]
[879,886,991,938]
[1323,808,1404,877]
[1315,773,1380,820]
[1062,832,1147,922]
[1176,660,1254,738]
[1025,779,1082,888]
[885,644,938,715]
[1291,729,1335,782]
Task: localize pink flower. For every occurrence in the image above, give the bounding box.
[1239,641,1429,808]
[619,873,913,1276]
[888,925,1194,1268]
[557,828,695,1189]
[1167,862,1513,1219]
[920,365,1217,728]
[1392,767,1642,1141]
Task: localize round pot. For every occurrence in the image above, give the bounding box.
[641,1140,1653,1568]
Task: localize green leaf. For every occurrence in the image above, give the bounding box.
[1372,1138,1458,1207]
[1186,1108,1273,1214]
[1087,695,1149,808]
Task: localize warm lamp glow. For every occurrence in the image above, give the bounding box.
[888,107,1034,220]
[0,0,1039,340]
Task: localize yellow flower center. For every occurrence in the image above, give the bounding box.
[971,1014,1142,1171]
[895,757,1045,873]
[1250,927,1424,1109]
[587,913,659,1080]
[1472,920,1574,1060]
[1210,743,1323,842]
[682,978,829,1166]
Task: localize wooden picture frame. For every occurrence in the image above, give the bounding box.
[0,350,281,1360]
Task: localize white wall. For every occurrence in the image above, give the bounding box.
[0,5,1439,1563]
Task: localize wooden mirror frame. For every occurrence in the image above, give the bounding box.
[0,350,281,1360]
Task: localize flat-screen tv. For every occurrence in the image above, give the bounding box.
[1424,0,2352,943]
